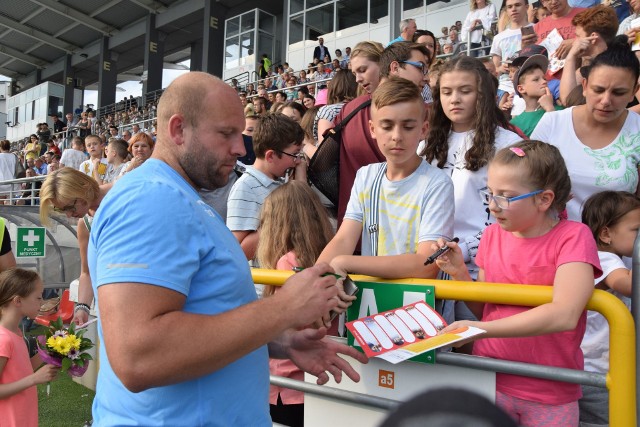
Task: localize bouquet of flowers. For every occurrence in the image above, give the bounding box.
[36,316,94,377]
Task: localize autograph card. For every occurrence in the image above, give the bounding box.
[346,301,485,364]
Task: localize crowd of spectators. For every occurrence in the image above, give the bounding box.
[215,2,640,425]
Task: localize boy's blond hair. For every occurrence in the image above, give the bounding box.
[372,77,424,117]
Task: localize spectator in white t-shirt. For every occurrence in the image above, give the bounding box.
[490,0,531,77]
[59,136,88,170]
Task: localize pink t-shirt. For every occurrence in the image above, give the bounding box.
[534,8,584,42]
[269,251,304,405]
[474,220,601,405]
[0,325,38,427]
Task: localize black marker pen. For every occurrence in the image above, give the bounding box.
[424,237,459,265]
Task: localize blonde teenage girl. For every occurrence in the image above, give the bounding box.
[256,181,337,427]
[435,141,601,427]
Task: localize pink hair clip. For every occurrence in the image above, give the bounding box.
[510,147,526,157]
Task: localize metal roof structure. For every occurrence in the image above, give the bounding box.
[0,0,264,92]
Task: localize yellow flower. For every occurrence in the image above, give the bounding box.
[47,336,67,354]
[67,334,81,350]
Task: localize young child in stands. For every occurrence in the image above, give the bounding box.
[227,113,306,260]
[100,139,129,184]
[509,54,562,137]
[579,190,640,426]
[79,135,108,183]
[317,77,454,281]
[0,268,59,427]
[256,181,336,427]
[435,141,601,427]
[422,55,521,280]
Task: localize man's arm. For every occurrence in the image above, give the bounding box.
[98,264,341,392]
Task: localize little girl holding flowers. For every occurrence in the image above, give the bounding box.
[0,268,58,427]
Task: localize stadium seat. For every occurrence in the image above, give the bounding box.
[35,289,74,326]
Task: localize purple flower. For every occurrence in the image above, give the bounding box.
[53,330,67,338]
[68,348,80,360]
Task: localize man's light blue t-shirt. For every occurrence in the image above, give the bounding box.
[88,159,270,426]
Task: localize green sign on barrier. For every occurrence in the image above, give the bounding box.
[347,281,436,364]
[16,227,46,258]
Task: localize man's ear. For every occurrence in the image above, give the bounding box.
[167,114,186,146]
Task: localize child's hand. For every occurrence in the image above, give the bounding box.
[438,320,481,348]
[32,364,59,385]
[329,257,348,280]
[431,238,468,280]
[538,87,555,112]
[500,93,513,112]
[293,155,308,180]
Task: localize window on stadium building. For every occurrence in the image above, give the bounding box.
[224,10,275,73]
[289,0,389,44]
[337,0,367,30]
[403,0,425,16]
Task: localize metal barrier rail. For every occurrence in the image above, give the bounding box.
[246,77,333,102]
[270,375,399,411]
[0,175,45,205]
[252,269,637,427]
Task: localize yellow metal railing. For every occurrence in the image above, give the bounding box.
[252,269,637,427]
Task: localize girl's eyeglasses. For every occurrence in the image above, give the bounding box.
[479,190,543,210]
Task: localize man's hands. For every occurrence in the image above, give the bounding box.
[276,263,342,329]
[285,327,368,385]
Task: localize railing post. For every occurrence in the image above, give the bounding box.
[633,231,640,424]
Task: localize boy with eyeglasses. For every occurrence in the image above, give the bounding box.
[227,113,306,260]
